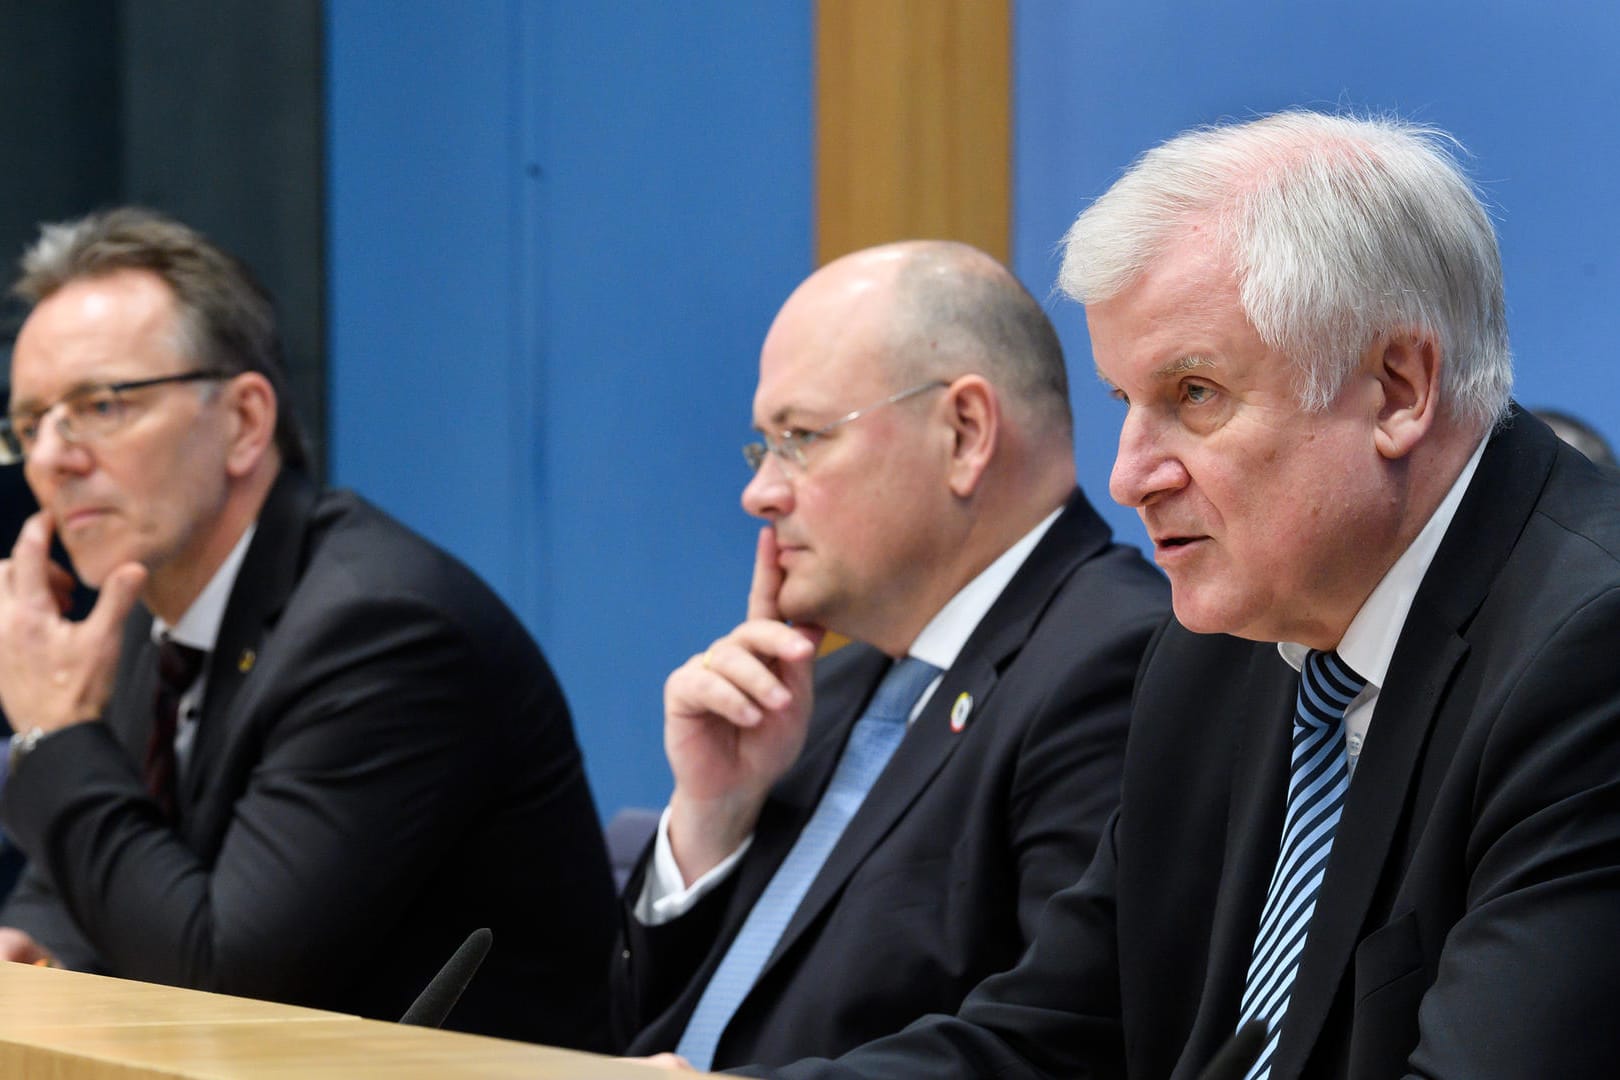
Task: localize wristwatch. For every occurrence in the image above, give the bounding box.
[7,726,51,775]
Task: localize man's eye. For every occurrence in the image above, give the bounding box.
[12,416,40,442]
[76,392,120,420]
[1183,382,1214,404]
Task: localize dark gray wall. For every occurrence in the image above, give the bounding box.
[0,0,325,468]
[0,1,122,339]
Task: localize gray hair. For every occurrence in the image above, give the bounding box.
[1060,111,1512,432]
[886,241,1073,440]
[13,206,311,470]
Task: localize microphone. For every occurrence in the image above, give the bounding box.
[399,927,493,1028]
[1196,1020,1269,1080]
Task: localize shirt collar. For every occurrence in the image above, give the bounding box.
[1279,433,1490,683]
[150,524,257,652]
[908,506,1062,671]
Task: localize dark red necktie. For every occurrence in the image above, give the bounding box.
[144,639,206,820]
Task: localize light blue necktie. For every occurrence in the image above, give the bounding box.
[675,655,942,1071]
[1237,650,1367,1080]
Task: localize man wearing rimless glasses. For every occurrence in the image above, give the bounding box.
[613,241,1169,1070]
[0,208,616,1046]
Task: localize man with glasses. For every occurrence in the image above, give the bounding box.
[0,208,616,1047]
[614,241,1168,1070]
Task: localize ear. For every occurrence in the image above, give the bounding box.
[942,375,999,497]
[1370,331,1440,461]
[220,372,279,479]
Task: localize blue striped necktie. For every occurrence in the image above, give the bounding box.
[675,655,942,1071]
[1237,650,1367,1080]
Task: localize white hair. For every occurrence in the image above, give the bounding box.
[1060,111,1512,431]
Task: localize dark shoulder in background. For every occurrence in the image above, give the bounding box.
[1533,406,1618,469]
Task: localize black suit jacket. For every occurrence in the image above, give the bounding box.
[615,490,1170,1068]
[1,470,616,1048]
[764,408,1620,1079]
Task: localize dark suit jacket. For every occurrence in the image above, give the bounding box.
[615,490,1170,1068]
[764,408,1620,1079]
[1,470,616,1048]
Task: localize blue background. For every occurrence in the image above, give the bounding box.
[327,1,1620,818]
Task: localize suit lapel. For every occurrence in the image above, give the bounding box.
[179,470,318,815]
[105,611,160,762]
[756,492,1112,976]
[758,650,991,971]
[1268,407,1558,1078]
[1176,650,1300,1071]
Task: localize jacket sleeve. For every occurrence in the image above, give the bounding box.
[0,588,531,1006]
[1398,588,1620,1078]
[612,849,743,1049]
[750,812,1131,1080]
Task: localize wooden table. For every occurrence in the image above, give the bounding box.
[0,962,676,1078]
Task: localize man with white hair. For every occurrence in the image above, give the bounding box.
[747,112,1620,1078]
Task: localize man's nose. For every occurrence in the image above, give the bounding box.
[1109,409,1187,508]
[741,452,794,520]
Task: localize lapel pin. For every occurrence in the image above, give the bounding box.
[237,648,256,674]
[950,691,973,733]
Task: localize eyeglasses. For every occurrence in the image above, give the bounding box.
[742,379,950,473]
[0,370,231,465]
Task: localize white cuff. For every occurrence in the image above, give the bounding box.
[632,805,753,925]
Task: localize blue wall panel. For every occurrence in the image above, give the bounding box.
[328,2,539,607]
[327,2,813,817]
[1014,0,1620,550]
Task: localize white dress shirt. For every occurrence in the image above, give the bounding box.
[636,507,1064,924]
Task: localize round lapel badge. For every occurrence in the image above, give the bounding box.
[950,691,973,733]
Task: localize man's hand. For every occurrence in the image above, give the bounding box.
[664,527,824,883]
[621,1052,696,1071]
[0,513,145,734]
[0,926,56,966]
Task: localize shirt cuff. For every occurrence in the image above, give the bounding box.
[632,805,753,925]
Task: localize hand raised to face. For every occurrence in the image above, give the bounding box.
[661,527,825,884]
[0,512,145,736]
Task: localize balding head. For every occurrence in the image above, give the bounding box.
[742,242,1076,654]
[841,241,1073,444]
